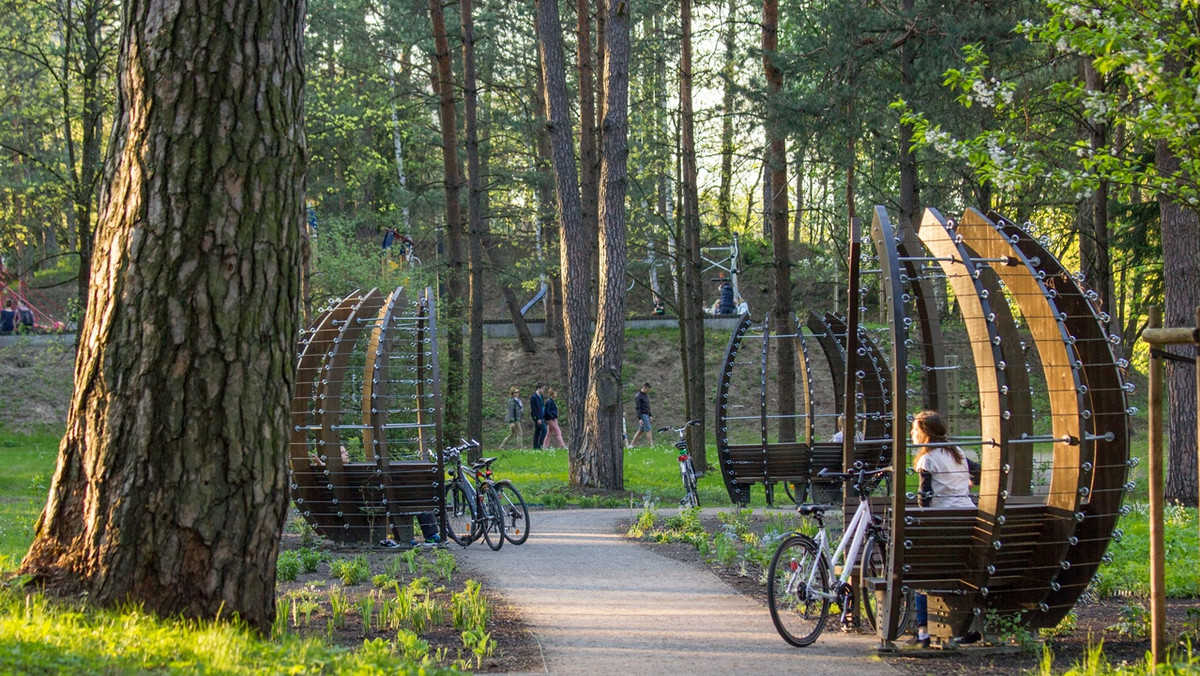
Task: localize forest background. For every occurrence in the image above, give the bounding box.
[0,0,1196,502]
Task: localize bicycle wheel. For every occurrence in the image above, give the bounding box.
[494,480,530,545]
[783,481,808,506]
[480,483,505,551]
[679,459,700,508]
[444,482,474,546]
[859,533,912,639]
[768,533,830,647]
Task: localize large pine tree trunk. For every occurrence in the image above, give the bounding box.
[579,0,630,490]
[536,0,590,454]
[763,0,796,442]
[679,0,706,467]
[20,0,305,631]
[430,0,466,443]
[577,0,599,312]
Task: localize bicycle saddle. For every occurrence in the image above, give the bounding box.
[798,504,831,516]
[471,457,498,469]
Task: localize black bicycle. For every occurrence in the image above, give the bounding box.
[469,454,530,545]
[442,440,506,550]
[658,420,702,508]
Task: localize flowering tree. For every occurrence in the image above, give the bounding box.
[898,0,1199,503]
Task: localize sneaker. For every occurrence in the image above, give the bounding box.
[902,634,930,649]
[427,534,442,545]
[953,631,982,645]
[378,539,401,548]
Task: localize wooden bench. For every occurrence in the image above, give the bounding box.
[295,460,443,544]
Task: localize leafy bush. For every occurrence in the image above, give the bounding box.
[329,556,371,586]
[276,551,302,583]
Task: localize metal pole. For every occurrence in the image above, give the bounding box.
[1147,306,1165,664]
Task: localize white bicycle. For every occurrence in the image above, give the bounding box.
[768,464,911,647]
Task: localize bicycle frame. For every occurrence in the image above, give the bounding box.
[804,498,873,601]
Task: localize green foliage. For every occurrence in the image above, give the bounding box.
[276,550,302,583]
[329,555,371,586]
[984,609,1038,651]
[1090,502,1199,598]
[0,587,463,674]
[451,580,490,633]
[1106,602,1150,639]
[0,429,61,571]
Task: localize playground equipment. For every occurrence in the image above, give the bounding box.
[289,287,444,544]
[716,206,1133,644]
[702,234,741,301]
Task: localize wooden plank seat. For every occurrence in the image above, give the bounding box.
[340,461,442,514]
[724,443,810,483]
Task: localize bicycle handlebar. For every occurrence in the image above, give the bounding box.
[816,464,893,484]
[441,438,481,461]
[656,419,702,434]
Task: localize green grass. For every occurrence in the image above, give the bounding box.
[486,444,771,508]
[0,587,461,675]
[0,428,61,572]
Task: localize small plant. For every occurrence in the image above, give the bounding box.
[371,573,393,588]
[1040,610,1077,639]
[626,498,658,539]
[395,629,431,663]
[358,592,377,632]
[711,532,737,567]
[985,609,1037,651]
[297,547,325,573]
[329,587,349,628]
[434,549,457,582]
[1106,601,1150,638]
[401,548,421,574]
[461,628,494,669]
[328,555,371,585]
[272,597,289,638]
[452,579,490,632]
[276,550,302,583]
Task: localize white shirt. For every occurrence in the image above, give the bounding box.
[914,448,975,509]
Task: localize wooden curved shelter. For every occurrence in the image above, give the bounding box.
[715,207,1132,642]
[288,287,444,544]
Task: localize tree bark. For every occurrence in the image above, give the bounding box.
[577,0,599,309]
[678,0,707,466]
[1157,147,1200,505]
[462,0,485,446]
[717,0,737,235]
[20,0,305,631]
[430,0,466,443]
[536,0,590,455]
[578,0,630,490]
[763,0,796,442]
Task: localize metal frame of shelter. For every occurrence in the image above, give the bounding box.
[714,206,1133,645]
[288,287,444,544]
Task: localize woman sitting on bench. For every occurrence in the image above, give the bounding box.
[906,409,979,647]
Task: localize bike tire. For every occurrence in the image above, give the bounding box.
[859,534,912,639]
[681,458,700,508]
[494,480,530,545]
[444,482,474,547]
[768,533,830,647]
[480,483,505,551]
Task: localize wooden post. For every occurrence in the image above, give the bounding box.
[1146,306,1166,665]
[1196,307,1200,561]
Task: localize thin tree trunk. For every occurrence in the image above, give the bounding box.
[678,0,706,466]
[20,0,305,631]
[536,0,590,456]
[579,0,630,490]
[717,0,737,235]
[577,0,599,309]
[462,0,485,446]
[763,0,795,442]
[430,0,466,443]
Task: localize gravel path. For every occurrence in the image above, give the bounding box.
[454,508,899,675]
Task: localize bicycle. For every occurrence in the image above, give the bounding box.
[468,454,530,545]
[657,420,702,508]
[767,463,911,647]
[441,440,506,551]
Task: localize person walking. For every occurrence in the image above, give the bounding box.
[499,387,524,449]
[544,387,566,449]
[0,300,14,335]
[530,383,547,450]
[628,382,653,447]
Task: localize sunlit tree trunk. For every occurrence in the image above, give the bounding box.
[579,0,630,489]
[462,0,486,445]
[20,0,305,631]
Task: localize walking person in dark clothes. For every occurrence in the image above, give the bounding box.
[628,382,653,447]
[530,383,548,450]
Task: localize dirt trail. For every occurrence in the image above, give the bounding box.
[454,508,898,676]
